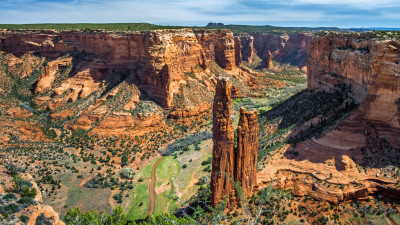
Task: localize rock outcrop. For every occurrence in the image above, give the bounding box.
[35,57,72,94]
[235,107,259,197]
[249,32,311,67]
[0,163,64,225]
[211,78,259,207]
[238,35,256,64]
[265,50,273,69]
[234,36,242,66]
[307,32,400,160]
[211,77,236,207]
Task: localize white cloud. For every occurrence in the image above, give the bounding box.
[291,0,400,9]
[0,0,398,27]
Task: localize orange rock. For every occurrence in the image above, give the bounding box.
[238,35,256,64]
[307,33,400,151]
[1,29,238,109]
[169,103,210,120]
[35,57,72,94]
[211,79,259,207]
[0,164,64,225]
[234,36,242,66]
[250,32,311,67]
[266,50,273,69]
[211,77,236,207]
[235,107,259,198]
[5,107,33,118]
[50,109,74,120]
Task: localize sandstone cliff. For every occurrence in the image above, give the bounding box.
[257,32,400,204]
[1,29,237,110]
[248,32,311,67]
[0,28,261,138]
[211,77,236,207]
[238,35,256,64]
[307,32,400,163]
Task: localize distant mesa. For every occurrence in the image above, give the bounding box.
[207,22,225,27]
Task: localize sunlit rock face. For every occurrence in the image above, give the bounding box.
[307,33,400,159]
[0,29,236,109]
[211,78,259,207]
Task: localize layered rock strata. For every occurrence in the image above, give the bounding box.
[307,33,400,157]
[211,77,236,207]
[235,107,259,197]
[238,35,256,64]
[265,50,273,69]
[258,32,400,203]
[248,32,311,67]
[0,29,237,109]
[211,78,259,207]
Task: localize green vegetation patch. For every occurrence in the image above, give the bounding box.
[127,157,158,221]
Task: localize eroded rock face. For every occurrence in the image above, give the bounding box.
[211,77,236,207]
[250,32,311,67]
[266,50,273,69]
[307,33,400,159]
[35,57,72,94]
[234,36,242,66]
[235,107,259,197]
[256,33,400,204]
[1,29,237,109]
[211,78,259,207]
[239,35,256,64]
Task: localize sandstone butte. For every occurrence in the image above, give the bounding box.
[257,32,400,203]
[211,77,259,207]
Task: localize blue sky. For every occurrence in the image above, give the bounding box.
[0,0,399,28]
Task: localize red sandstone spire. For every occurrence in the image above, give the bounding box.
[211,77,236,207]
[211,78,259,207]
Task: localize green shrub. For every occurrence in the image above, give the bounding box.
[2,193,16,201]
[120,168,134,179]
[20,215,30,224]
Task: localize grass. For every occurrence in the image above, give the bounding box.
[390,214,400,224]
[348,214,390,225]
[156,156,180,185]
[127,182,149,221]
[154,156,180,215]
[127,157,158,221]
[50,165,112,219]
[126,139,213,220]
[173,139,212,201]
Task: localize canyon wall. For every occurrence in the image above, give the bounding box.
[211,78,259,207]
[248,32,311,67]
[0,29,236,109]
[257,33,400,204]
[307,33,400,160]
[238,35,256,64]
